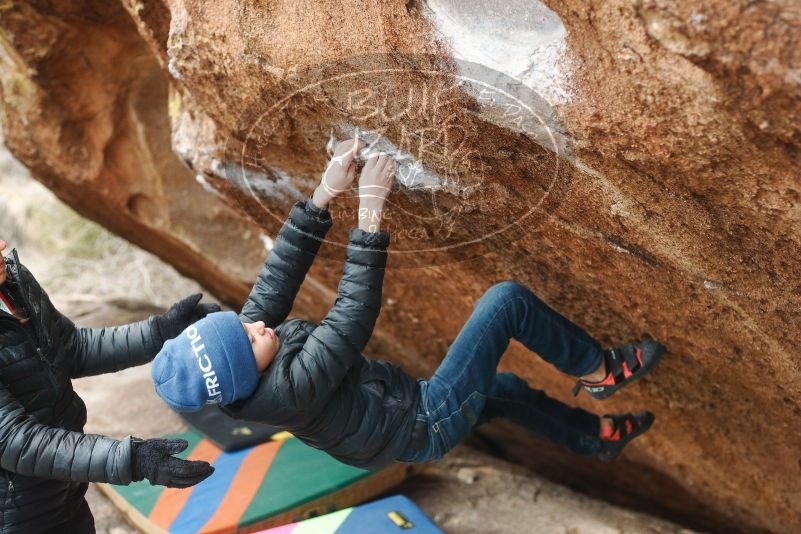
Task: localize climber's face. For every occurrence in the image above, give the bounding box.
[0,240,7,284]
[242,320,280,372]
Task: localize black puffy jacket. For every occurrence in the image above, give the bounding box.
[0,250,164,532]
[226,201,420,471]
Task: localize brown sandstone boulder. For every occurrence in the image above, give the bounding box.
[1,1,799,532]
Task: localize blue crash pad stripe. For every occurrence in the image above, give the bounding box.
[168,447,251,533]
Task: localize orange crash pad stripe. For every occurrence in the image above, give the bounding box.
[148,439,222,529]
[199,440,283,533]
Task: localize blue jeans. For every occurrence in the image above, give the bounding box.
[397,281,604,462]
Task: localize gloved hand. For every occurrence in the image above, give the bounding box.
[131,438,214,488]
[155,293,221,342]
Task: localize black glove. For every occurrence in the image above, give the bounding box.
[131,438,214,488]
[155,293,221,342]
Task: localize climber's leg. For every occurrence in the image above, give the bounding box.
[435,281,606,380]
[479,372,603,455]
[398,281,606,462]
[477,374,656,459]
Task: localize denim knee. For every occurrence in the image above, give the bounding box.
[479,281,527,307]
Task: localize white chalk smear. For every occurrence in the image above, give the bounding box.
[194,174,223,197]
[167,59,183,81]
[423,0,573,106]
[333,124,481,197]
[210,158,314,203]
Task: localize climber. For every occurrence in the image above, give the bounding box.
[0,241,216,532]
[151,136,665,472]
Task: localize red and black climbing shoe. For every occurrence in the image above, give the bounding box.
[572,339,666,400]
[598,411,655,462]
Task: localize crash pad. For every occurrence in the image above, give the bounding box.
[98,431,411,534]
[256,495,442,533]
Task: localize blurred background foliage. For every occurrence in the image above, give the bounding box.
[0,140,200,307]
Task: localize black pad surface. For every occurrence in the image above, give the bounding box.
[178,405,279,451]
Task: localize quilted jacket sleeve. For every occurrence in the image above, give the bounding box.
[59,311,164,379]
[0,378,133,484]
[240,200,333,327]
[283,228,389,409]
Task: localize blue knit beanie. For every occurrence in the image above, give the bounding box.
[151,311,259,412]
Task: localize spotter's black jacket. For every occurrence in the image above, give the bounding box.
[225,201,419,470]
[0,250,166,532]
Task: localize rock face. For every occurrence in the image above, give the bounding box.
[1,1,799,532]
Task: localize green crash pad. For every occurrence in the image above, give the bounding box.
[98,431,410,533]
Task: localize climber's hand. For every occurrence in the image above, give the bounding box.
[358,153,396,232]
[313,137,365,209]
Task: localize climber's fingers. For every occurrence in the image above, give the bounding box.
[363,151,381,170]
[333,138,364,163]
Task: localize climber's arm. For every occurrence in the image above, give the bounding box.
[280,152,397,408]
[240,201,333,327]
[240,138,363,327]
